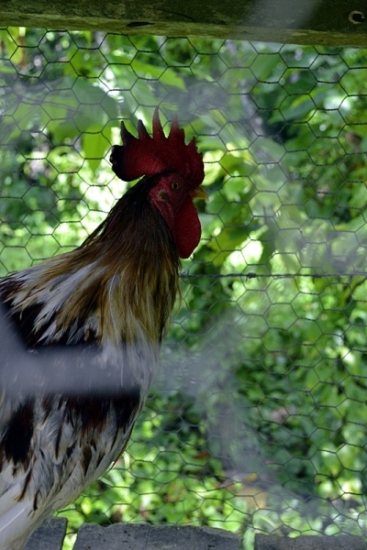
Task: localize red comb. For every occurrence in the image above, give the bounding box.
[110,108,204,187]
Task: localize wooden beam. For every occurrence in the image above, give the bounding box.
[1,0,367,46]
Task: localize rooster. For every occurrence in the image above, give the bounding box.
[0,109,207,549]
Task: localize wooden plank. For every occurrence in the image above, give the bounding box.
[0,0,367,46]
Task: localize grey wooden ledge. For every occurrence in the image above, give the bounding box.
[26,519,241,550]
[26,519,367,549]
[74,523,241,549]
[26,518,68,550]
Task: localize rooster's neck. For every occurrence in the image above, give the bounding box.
[0,191,180,350]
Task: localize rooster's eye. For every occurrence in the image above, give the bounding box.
[171,182,179,190]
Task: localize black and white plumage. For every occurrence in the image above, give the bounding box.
[0,110,206,549]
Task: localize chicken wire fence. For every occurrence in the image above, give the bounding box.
[1,27,367,549]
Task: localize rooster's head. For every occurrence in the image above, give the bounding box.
[110,109,207,258]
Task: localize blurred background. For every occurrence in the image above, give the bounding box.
[1,27,367,549]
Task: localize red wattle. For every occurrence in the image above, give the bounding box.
[172,200,201,259]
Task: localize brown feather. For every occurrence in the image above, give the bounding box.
[0,174,180,349]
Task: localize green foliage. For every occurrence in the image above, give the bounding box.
[2,28,367,549]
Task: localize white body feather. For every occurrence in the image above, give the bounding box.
[0,249,173,549]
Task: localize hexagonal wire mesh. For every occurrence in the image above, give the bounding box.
[1,27,367,549]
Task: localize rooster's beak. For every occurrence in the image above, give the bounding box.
[191,186,209,200]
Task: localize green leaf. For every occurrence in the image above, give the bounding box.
[82,124,112,174]
[207,227,249,266]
